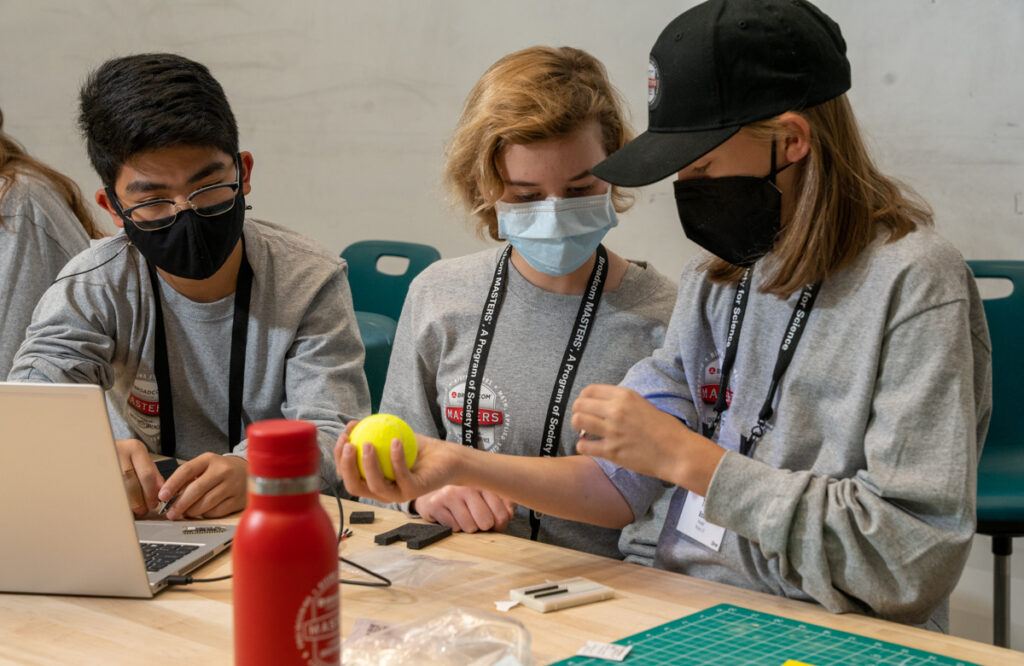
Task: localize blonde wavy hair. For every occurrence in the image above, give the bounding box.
[0,108,101,238]
[704,94,932,297]
[444,46,634,241]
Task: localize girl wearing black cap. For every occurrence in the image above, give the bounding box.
[367,46,677,561]
[339,0,990,631]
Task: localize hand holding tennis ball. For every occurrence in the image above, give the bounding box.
[350,414,418,480]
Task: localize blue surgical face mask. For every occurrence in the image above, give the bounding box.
[495,191,618,276]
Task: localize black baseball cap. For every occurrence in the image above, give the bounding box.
[592,0,851,187]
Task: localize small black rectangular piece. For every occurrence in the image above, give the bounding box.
[525,584,560,596]
[349,510,375,524]
[534,587,568,599]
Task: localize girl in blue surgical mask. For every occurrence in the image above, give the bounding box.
[364,46,678,562]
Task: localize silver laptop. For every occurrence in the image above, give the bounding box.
[0,382,234,598]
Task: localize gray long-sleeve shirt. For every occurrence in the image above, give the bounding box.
[378,247,678,559]
[0,174,90,379]
[9,218,370,482]
[597,226,991,631]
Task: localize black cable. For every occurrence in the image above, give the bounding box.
[326,475,392,588]
[53,239,131,282]
[167,466,391,588]
[339,556,391,587]
[166,574,231,586]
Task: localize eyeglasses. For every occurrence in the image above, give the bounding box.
[109,154,242,232]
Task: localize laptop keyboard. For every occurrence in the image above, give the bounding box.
[141,542,200,573]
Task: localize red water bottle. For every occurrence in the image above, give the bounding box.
[233,419,339,665]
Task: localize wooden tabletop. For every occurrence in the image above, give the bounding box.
[0,497,1019,665]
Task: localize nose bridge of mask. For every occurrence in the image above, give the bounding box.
[496,192,617,239]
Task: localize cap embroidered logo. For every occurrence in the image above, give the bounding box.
[648,57,661,108]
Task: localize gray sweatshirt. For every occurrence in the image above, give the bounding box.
[9,218,371,483]
[378,247,678,559]
[596,226,991,631]
[0,174,90,379]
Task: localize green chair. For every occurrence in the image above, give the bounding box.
[342,240,442,322]
[968,260,1024,648]
[342,240,441,412]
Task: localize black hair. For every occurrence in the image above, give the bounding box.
[78,53,239,188]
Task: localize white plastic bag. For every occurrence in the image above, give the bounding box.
[342,606,534,666]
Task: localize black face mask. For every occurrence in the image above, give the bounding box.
[673,140,790,267]
[122,189,246,280]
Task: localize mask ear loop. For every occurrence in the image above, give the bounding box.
[768,137,794,185]
[769,139,779,184]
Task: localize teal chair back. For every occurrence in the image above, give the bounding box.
[343,240,441,412]
[969,260,1024,519]
[342,240,442,322]
[967,260,1024,648]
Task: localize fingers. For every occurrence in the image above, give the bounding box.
[163,455,247,520]
[203,496,244,519]
[122,467,148,516]
[460,487,511,532]
[444,494,483,532]
[116,439,163,513]
[421,502,457,530]
[360,442,397,497]
[337,442,373,498]
[133,456,164,512]
[576,383,630,400]
[389,438,422,496]
[571,385,647,435]
[477,489,512,532]
[417,487,514,533]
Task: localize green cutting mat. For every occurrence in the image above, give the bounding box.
[551,604,979,665]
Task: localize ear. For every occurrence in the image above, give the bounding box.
[239,151,254,197]
[95,188,125,229]
[777,112,811,165]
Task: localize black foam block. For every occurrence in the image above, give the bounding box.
[374,522,452,549]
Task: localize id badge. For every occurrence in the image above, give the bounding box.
[676,492,725,552]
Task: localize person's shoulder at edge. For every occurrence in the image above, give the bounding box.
[242,217,348,289]
[405,245,505,295]
[619,255,679,299]
[845,225,974,305]
[0,173,92,254]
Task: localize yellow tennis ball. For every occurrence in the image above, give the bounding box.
[350,413,417,480]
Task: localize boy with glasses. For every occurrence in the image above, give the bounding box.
[9,53,370,519]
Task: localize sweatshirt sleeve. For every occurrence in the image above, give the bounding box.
[232,263,371,486]
[378,274,447,440]
[7,260,119,387]
[703,297,988,625]
[0,184,90,379]
[592,294,700,524]
[367,272,448,513]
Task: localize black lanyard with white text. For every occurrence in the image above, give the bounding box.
[461,244,608,539]
[701,266,821,457]
[146,246,253,457]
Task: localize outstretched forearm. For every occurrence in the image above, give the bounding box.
[337,433,634,530]
[452,447,634,529]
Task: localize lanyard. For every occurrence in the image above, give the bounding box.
[146,245,253,457]
[461,244,608,539]
[701,266,820,457]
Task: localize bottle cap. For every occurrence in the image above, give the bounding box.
[246,419,319,479]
